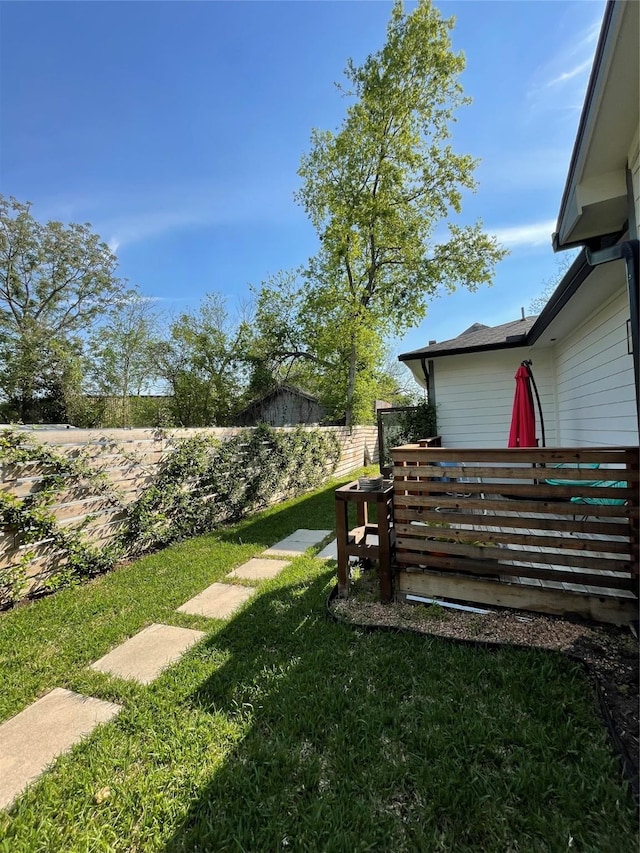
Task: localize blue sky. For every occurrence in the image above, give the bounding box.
[0,0,605,360]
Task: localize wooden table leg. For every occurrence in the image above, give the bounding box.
[378,492,393,602]
[335,496,349,598]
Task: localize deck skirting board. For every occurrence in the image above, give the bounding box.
[397,569,638,626]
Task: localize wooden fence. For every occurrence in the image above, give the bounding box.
[391,444,639,625]
[1,425,378,599]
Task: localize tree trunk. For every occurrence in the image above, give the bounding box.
[345,339,358,427]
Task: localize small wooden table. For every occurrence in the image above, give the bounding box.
[334,479,394,601]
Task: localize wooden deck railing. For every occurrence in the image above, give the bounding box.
[390,444,639,625]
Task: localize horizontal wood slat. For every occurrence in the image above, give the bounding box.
[392,464,638,481]
[394,536,631,573]
[392,446,637,464]
[394,522,631,554]
[393,507,631,537]
[395,551,634,590]
[391,444,639,615]
[394,479,633,501]
[393,493,637,518]
[397,571,637,626]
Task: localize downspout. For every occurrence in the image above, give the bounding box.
[420,357,436,407]
[584,238,639,432]
[420,357,429,392]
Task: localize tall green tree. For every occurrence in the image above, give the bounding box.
[0,195,125,421]
[156,294,252,426]
[248,270,326,398]
[295,0,507,424]
[528,252,578,315]
[86,293,162,427]
[252,270,412,423]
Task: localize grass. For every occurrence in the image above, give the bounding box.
[0,468,637,851]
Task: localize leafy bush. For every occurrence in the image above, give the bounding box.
[0,425,341,604]
[125,425,341,555]
[0,428,123,606]
[378,401,437,470]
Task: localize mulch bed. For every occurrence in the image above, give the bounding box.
[329,573,638,799]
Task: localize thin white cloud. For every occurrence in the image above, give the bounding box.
[36,173,304,253]
[104,207,212,251]
[527,12,602,113]
[492,219,556,249]
[545,58,593,89]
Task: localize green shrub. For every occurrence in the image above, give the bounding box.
[125,425,341,555]
[0,425,341,604]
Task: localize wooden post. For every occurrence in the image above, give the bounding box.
[378,488,393,602]
[335,489,350,598]
[629,452,639,600]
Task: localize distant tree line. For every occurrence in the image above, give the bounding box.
[0,197,415,428]
[0,3,508,428]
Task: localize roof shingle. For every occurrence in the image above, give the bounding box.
[399,316,539,360]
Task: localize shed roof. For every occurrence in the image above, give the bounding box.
[236,383,321,415]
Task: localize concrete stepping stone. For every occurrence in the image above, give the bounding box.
[90,623,205,685]
[263,529,332,557]
[0,688,121,810]
[177,582,253,619]
[228,558,289,581]
[317,539,338,560]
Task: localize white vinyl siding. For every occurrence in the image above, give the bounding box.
[554,285,637,446]
[629,132,639,238]
[432,349,557,449]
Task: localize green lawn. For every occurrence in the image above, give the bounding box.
[0,471,637,852]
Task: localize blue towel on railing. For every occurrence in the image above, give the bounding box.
[570,480,627,506]
[545,462,600,488]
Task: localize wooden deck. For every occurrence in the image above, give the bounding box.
[391,445,639,626]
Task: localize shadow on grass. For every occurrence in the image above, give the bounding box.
[163,564,637,852]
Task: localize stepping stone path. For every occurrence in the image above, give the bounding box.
[90,623,206,685]
[0,529,332,811]
[228,557,289,581]
[263,529,332,557]
[178,582,254,619]
[0,688,121,811]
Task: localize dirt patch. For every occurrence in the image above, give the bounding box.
[330,569,638,793]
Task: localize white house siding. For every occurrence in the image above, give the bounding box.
[554,284,637,447]
[629,130,639,238]
[431,349,557,449]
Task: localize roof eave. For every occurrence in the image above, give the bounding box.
[400,251,595,363]
[398,338,529,363]
[526,249,591,344]
[554,1,615,248]
[554,0,638,249]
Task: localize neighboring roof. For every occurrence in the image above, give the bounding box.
[398,247,604,365]
[0,423,79,430]
[553,0,639,249]
[460,322,489,336]
[236,384,321,414]
[398,316,538,362]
